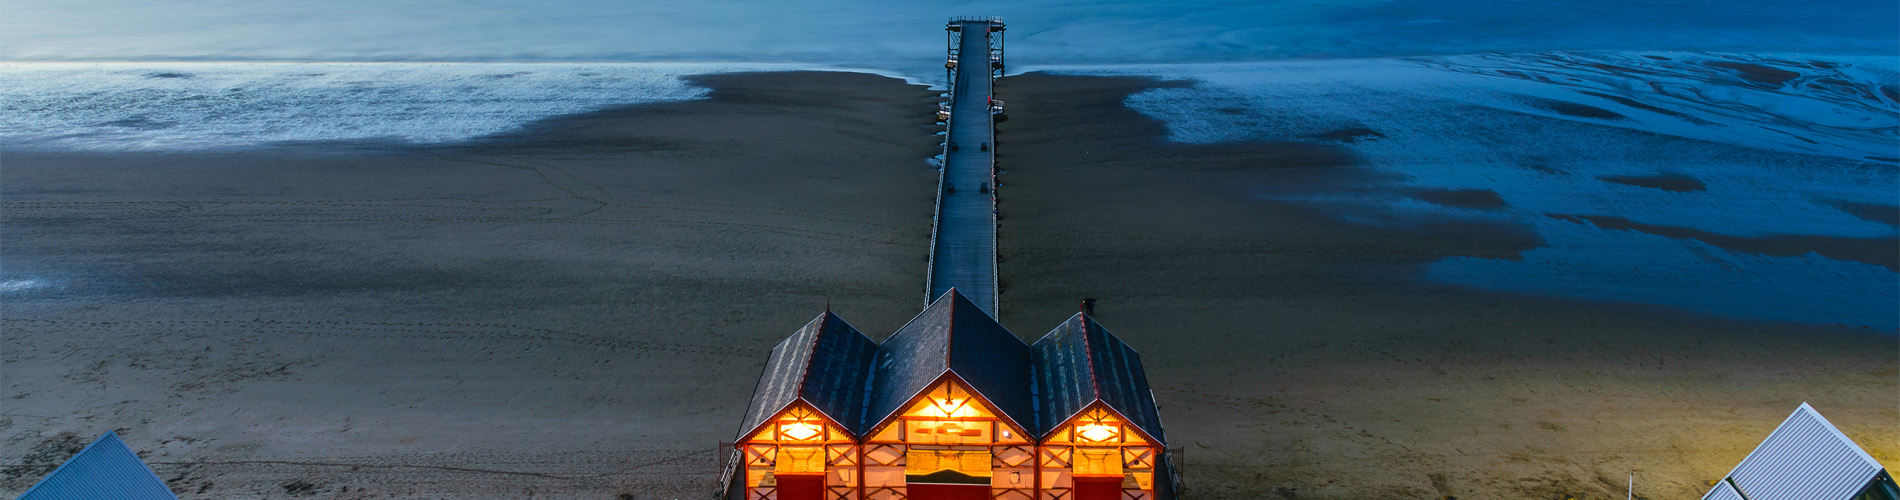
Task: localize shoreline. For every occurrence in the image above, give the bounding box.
[1,67,1893,499]
[992,71,1896,498]
[2,70,945,498]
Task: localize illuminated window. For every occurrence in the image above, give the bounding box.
[780,421,822,441]
[917,384,982,418]
[1072,409,1122,443]
[1077,423,1119,442]
[1073,448,1122,476]
[776,446,826,474]
[776,407,828,442]
[905,449,992,477]
[896,382,1003,445]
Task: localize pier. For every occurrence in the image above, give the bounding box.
[925,16,1006,316]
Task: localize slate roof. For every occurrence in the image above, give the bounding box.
[1703,402,1889,500]
[863,289,1035,435]
[735,311,877,440]
[18,431,180,500]
[738,290,1168,446]
[1032,313,1166,444]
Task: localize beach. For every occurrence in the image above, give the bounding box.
[992,72,1897,499]
[1,68,1894,500]
[2,71,942,498]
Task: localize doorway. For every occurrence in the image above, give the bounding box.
[908,483,990,500]
[773,474,825,500]
[1073,476,1124,500]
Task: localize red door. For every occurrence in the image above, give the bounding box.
[908,483,989,500]
[1074,476,1124,500]
[774,474,825,500]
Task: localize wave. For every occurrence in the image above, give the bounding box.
[0,63,751,151]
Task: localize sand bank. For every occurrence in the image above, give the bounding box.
[2,71,941,498]
[991,72,1896,499]
[3,69,1893,500]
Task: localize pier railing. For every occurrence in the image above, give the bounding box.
[1164,446,1187,497]
[923,102,951,306]
[713,442,740,499]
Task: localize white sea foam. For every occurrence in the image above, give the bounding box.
[0,279,46,293]
[0,63,777,151]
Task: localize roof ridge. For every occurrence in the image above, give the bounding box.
[790,313,830,402]
[1080,314,1102,402]
[944,289,957,371]
[1029,313,1083,346]
[824,310,877,344]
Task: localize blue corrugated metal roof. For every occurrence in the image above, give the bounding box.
[1702,481,1746,500]
[17,431,179,500]
[864,289,1034,435]
[734,311,877,439]
[1031,313,1165,444]
[1709,403,1886,500]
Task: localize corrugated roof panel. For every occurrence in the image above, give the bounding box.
[865,294,954,431]
[944,291,1034,434]
[797,313,877,430]
[1031,316,1093,435]
[18,431,180,500]
[1030,314,1165,444]
[1083,317,1165,445]
[735,311,875,439]
[1702,481,1746,500]
[1725,403,1883,500]
[865,289,1033,434]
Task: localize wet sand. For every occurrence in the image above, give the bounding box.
[2,69,1894,500]
[2,71,942,498]
[992,72,1897,499]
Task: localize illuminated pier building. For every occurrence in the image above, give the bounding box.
[722,290,1179,500]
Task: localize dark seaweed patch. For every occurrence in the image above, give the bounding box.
[1550,213,1898,271]
[1408,188,1506,209]
[1828,200,1900,227]
[1520,97,1624,120]
[1597,172,1705,192]
[1705,61,1801,86]
[1311,127,1386,143]
[1575,91,1692,120]
[101,116,175,130]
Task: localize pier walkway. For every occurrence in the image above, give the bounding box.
[926,16,1004,316]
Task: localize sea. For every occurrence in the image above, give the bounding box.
[2,0,1896,328]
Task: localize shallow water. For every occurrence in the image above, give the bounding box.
[3,0,1895,329]
[5,0,1893,67]
[1045,54,1899,329]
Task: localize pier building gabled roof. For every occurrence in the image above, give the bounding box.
[18,431,180,500]
[734,311,878,440]
[1702,402,1895,500]
[1031,313,1165,444]
[863,289,1035,436]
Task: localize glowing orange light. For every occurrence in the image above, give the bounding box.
[780,422,822,441]
[1077,423,1119,442]
[931,397,968,417]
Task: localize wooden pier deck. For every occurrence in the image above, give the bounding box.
[925,17,1004,316]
